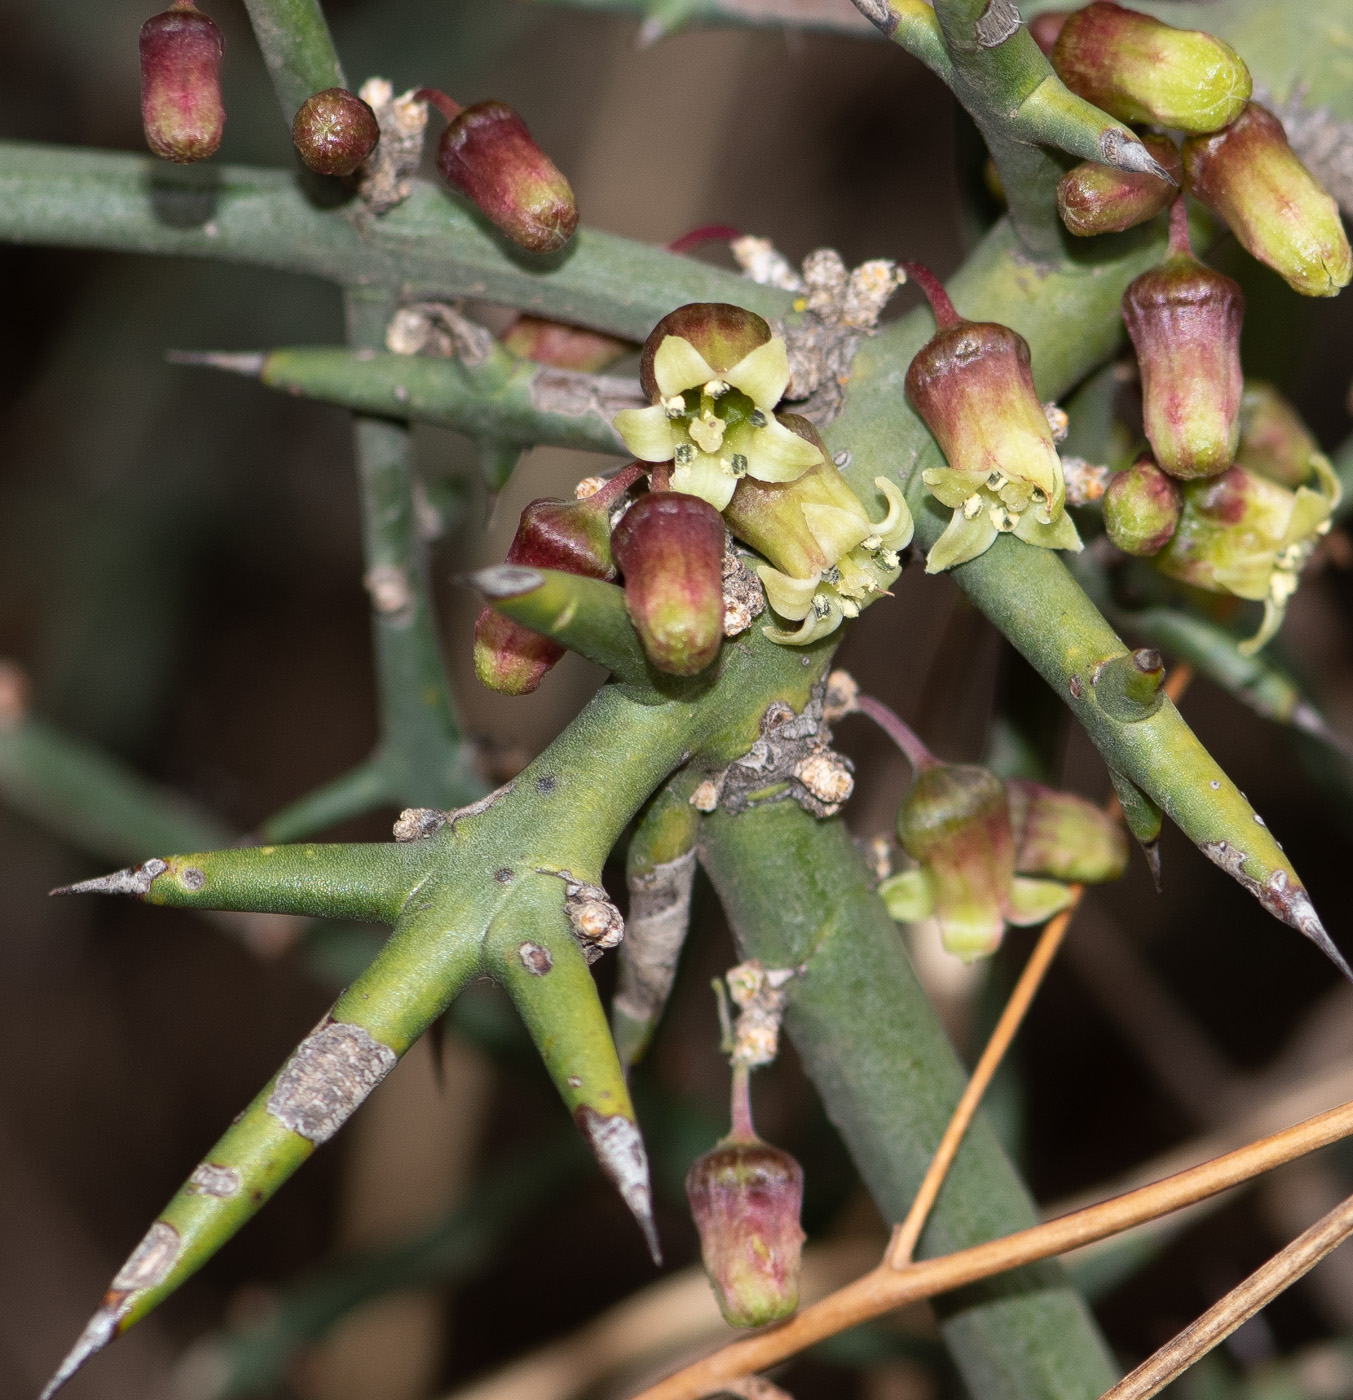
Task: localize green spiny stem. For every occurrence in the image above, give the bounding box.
[0,146,794,342]
[241,0,346,123]
[830,219,1347,972]
[613,767,703,1068]
[177,345,635,457]
[0,713,231,865]
[472,566,653,689]
[700,800,1117,1400]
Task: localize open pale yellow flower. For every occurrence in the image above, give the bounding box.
[614,332,823,511]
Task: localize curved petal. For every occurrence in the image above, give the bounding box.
[743,417,824,483]
[653,336,716,398]
[879,868,933,924]
[925,510,998,574]
[1006,876,1074,927]
[1012,508,1082,554]
[802,503,873,564]
[724,337,790,408]
[613,406,676,463]
[755,564,821,621]
[671,454,737,511]
[922,467,987,510]
[870,477,915,552]
[762,604,843,646]
[1237,594,1287,656]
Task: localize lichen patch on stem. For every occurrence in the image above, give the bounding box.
[615,848,698,1025]
[266,1018,398,1145]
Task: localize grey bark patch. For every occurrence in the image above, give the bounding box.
[722,545,766,637]
[614,848,698,1027]
[550,871,624,963]
[112,1221,181,1292]
[974,0,1020,47]
[471,565,545,598]
[51,857,168,899]
[267,1020,398,1145]
[181,866,206,891]
[847,0,898,35]
[393,807,447,842]
[188,1163,241,1198]
[575,1106,660,1264]
[354,80,427,215]
[518,941,553,976]
[529,368,646,427]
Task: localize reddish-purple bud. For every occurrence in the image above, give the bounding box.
[1007,779,1128,882]
[638,303,772,404]
[1103,457,1182,555]
[1057,135,1182,237]
[686,1135,805,1327]
[1029,10,1070,56]
[611,492,725,676]
[434,98,578,254]
[139,1,225,164]
[500,315,633,372]
[1184,104,1353,298]
[474,466,642,694]
[1122,200,1244,481]
[1051,2,1251,133]
[291,88,380,177]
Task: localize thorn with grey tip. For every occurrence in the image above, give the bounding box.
[50,858,167,899]
[166,350,267,376]
[1115,138,1179,186]
[575,1106,662,1266]
[1142,839,1162,893]
[1283,892,1353,984]
[38,1304,122,1400]
[1292,702,1353,763]
[465,565,545,599]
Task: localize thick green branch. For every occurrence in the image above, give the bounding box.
[242,0,346,123]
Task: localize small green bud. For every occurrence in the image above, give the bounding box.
[1057,136,1181,237]
[139,1,225,164]
[1007,779,1129,883]
[1090,648,1167,723]
[1051,2,1251,133]
[1236,382,1324,490]
[1103,458,1182,555]
[1153,458,1341,653]
[611,492,725,676]
[1122,201,1244,481]
[291,88,380,177]
[499,315,632,372]
[1183,104,1353,298]
[431,96,578,254]
[686,1135,805,1327]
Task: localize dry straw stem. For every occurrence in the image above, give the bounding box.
[1099,1190,1353,1400]
[887,893,1082,1266]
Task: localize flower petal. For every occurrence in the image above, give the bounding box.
[802,503,873,563]
[743,416,824,483]
[724,337,790,408]
[613,406,676,463]
[652,335,716,398]
[755,564,821,621]
[922,467,986,509]
[672,454,737,511]
[870,477,915,552]
[925,510,998,574]
[1012,508,1083,554]
[1237,595,1286,657]
[879,869,933,923]
[762,605,843,647]
[1006,876,1075,927]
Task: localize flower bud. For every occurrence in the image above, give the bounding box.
[139,1,225,164]
[1184,104,1352,298]
[1103,457,1182,555]
[686,1135,804,1327]
[1051,2,1251,133]
[638,304,771,403]
[1057,136,1182,237]
[1122,201,1244,481]
[1007,779,1129,883]
[904,264,1077,573]
[611,492,725,676]
[1235,382,1323,490]
[474,466,641,693]
[1153,457,1341,653]
[1029,10,1070,56]
[291,88,380,177]
[500,315,632,372]
[436,99,578,254]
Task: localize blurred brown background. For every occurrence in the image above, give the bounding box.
[2,2,1353,1399]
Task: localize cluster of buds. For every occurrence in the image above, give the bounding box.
[291,88,380,177]
[876,722,1125,959]
[421,90,578,254]
[139,0,225,164]
[903,264,1080,574]
[473,466,642,694]
[686,965,805,1328]
[612,303,912,650]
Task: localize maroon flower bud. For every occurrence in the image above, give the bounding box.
[1006,779,1128,883]
[474,466,642,694]
[1057,135,1182,237]
[686,1134,804,1327]
[1029,10,1070,56]
[1103,457,1182,555]
[291,88,380,177]
[1122,199,1244,481]
[1184,104,1353,298]
[499,315,632,372]
[637,303,772,404]
[139,1,225,164]
[1051,2,1251,133]
[425,92,577,255]
[611,492,725,676]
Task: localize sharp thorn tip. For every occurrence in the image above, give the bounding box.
[167,350,266,376]
[1142,839,1162,893]
[49,859,165,899]
[40,1307,121,1400]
